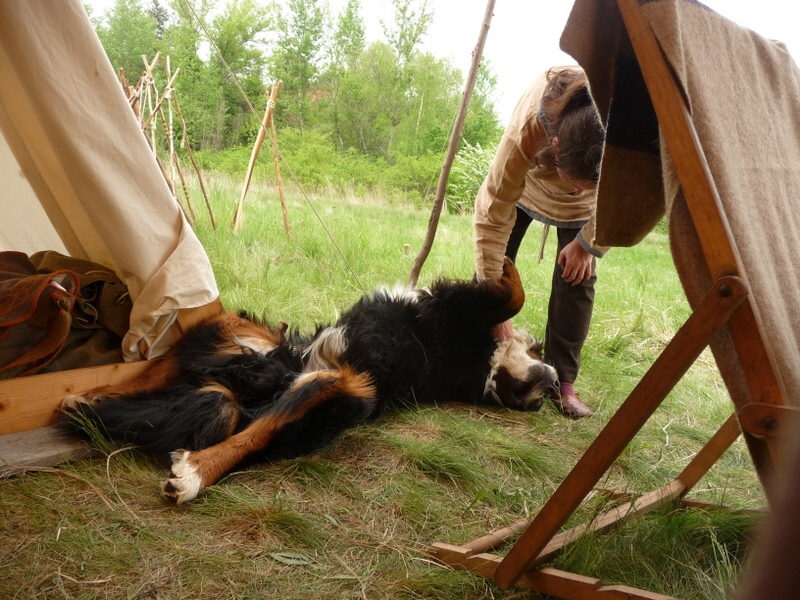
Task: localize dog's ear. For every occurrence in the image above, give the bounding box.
[527,338,544,361]
[512,330,544,361]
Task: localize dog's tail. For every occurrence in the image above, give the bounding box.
[60,384,241,461]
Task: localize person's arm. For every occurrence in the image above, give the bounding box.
[474,99,548,280]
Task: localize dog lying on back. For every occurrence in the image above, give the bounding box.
[61,258,559,504]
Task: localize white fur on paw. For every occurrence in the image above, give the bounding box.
[161,450,204,504]
[62,393,91,409]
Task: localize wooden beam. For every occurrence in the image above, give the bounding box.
[0,360,154,435]
[738,403,800,439]
[493,276,747,589]
[432,545,679,599]
[0,425,96,475]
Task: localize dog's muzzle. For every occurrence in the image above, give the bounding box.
[489,363,560,412]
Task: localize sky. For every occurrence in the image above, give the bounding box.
[85,0,799,124]
[397,0,800,123]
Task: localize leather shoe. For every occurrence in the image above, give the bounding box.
[552,393,592,418]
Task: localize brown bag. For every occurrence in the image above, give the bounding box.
[29,251,133,372]
[0,251,79,378]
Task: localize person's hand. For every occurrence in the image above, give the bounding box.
[492,319,515,340]
[558,238,593,286]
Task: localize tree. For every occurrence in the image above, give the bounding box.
[380,0,433,67]
[378,0,434,157]
[322,0,366,149]
[162,0,219,149]
[267,0,326,130]
[462,61,502,147]
[96,0,161,81]
[331,0,365,66]
[148,0,171,39]
[207,0,274,147]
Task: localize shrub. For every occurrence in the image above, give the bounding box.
[446,141,497,214]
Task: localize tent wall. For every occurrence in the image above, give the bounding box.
[0,0,218,361]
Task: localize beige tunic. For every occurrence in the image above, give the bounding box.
[474,69,605,279]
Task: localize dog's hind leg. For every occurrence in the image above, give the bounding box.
[61,383,242,459]
[161,366,378,504]
[441,257,525,326]
[62,354,182,409]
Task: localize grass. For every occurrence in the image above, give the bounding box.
[0,177,766,599]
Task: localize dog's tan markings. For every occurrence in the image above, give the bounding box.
[61,353,182,410]
[198,382,241,436]
[215,314,283,356]
[198,382,235,400]
[478,257,526,321]
[162,366,376,503]
[498,257,526,318]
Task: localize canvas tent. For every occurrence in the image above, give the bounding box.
[0,1,221,439]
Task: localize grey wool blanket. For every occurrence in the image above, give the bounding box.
[560,0,800,407]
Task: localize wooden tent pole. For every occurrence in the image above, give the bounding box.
[166,56,176,186]
[232,83,280,231]
[267,82,290,239]
[407,0,495,287]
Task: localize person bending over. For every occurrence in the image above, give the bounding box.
[474,66,606,418]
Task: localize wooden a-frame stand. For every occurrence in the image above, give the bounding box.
[431,0,800,597]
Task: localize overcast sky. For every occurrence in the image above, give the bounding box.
[85,0,799,123]
[399,0,800,123]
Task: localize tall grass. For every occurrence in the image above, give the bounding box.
[0,177,765,599]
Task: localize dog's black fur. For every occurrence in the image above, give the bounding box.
[61,258,558,503]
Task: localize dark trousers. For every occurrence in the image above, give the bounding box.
[505,206,596,384]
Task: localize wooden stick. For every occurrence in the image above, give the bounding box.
[171,82,217,231]
[158,102,196,224]
[165,56,176,186]
[231,83,280,231]
[141,53,161,148]
[267,82,290,239]
[407,0,495,286]
[140,67,180,132]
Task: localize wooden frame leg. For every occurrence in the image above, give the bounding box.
[493,276,748,589]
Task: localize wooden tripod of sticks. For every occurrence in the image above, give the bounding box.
[231,82,289,237]
[122,52,217,230]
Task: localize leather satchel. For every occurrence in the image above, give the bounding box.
[0,251,79,377]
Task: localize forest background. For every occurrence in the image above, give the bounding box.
[86,0,508,212]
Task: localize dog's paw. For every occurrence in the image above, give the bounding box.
[61,393,102,410]
[161,450,204,504]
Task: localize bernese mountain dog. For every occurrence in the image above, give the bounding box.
[60,257,559,503]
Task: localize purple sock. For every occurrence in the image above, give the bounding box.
[560,382,575,397]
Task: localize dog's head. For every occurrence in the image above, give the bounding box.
[484,331,559,411]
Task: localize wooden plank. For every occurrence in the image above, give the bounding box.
[0,425,96,475]
[435,550,679,599]
[738,403,800,439]
[0,360,154,435]
[676,413,741,491]
[492,276,747,590]
[533,480,685,567]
